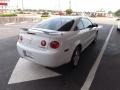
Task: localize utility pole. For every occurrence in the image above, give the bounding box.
[22,0,24,13]
[16,1,18,10]
[69,0,71,9]
[22,0,24,21]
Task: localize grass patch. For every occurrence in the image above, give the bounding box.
[0,13,17,17]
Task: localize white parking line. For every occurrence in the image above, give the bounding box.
[8,58,61,84]
[0,28,10,29]
[20,21,28,24]
[33,20,39,22]
[81,25,114,90]
[4,23,15,25]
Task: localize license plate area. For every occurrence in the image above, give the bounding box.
[23,50,33,58]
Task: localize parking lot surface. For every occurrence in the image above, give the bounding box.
[0,19,120,90]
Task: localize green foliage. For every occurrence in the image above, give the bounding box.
[66,9,73,15]
[115,9,120,17]
[0,13,17,17]
[108,11,113,14]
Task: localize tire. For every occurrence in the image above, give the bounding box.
[70,46,81,67]
[117,28,120,31]
[92,32,98,44]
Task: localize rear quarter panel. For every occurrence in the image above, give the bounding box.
[61,31,82,63]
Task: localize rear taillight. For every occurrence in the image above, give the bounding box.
[41,40,46,46]
[50,41,60,49]
[18,36,23,41]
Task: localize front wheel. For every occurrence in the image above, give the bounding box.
[70,46,81,67]
[117,28,120,31]
[92,32,98,44]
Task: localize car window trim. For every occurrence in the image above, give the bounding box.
[75,18,85,31]
[82,18,93,29]
[58,19,75,31]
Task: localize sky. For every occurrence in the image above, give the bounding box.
[8,0,120,12]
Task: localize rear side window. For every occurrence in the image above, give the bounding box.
[33,17,73,31]
[58,20,74,31]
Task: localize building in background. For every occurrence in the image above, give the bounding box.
[0,0,9,13]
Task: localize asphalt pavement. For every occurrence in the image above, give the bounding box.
[0,19,119,90]
[90,25,120,90]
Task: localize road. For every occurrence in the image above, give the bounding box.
[0,18,119,90]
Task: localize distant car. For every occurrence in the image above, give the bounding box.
[17,16,99,67]
[116,18,120,21]
[90,14,96,18]
[41,12,50,17]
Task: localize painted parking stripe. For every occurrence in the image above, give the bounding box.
[33,20,39,22]
[20,21,28,24]
[0,28,11,29]
[81,25,114,90]
[5,23,15,25]
[8,58,61,84]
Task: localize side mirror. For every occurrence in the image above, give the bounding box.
[74,26,79,30]
[20,28,29,31]
[92,23,98,27]
[116,18,120,21]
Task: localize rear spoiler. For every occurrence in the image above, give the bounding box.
[20,28,63,36]
[31,28,63,35]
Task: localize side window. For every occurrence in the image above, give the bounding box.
[58,20,74,31]
[77,20,84,30]
[82,18,92,28]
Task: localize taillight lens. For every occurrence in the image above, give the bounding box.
[41,40,46,46]
[50,41,60,49]
[18,36,23,41]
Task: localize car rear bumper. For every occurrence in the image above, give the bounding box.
[17,42,68,67]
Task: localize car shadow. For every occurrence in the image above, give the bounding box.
[48,39,103,75]
[47,39,104,88]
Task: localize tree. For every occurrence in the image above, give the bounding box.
[114,9,120,17]
[108,11,113,14]
[66,9,73,15]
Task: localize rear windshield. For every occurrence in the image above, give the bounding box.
[33,17,74,31]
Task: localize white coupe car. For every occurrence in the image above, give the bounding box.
[17,16,99,67]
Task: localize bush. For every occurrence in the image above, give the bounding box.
[0,13,17,17]
[66,9,73,15]
[114,9,120,17]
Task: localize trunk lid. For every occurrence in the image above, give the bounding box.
[19,28,62,50]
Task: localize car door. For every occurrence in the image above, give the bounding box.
[73,18,89,51]
[71,18,88,50]
[81,18,97,48]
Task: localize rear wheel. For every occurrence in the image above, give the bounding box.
[70,46,81,67]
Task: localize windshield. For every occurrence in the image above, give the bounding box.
[32,17,74,30]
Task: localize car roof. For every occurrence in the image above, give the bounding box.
[49,16,83,20]
[33,16,79,31]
